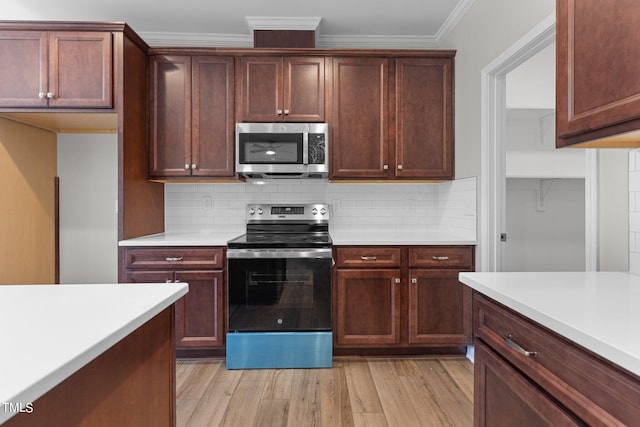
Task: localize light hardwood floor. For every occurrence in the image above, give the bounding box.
[177,357,473,427]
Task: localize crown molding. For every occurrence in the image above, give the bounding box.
[434,0,477,44]
[245,16,322,31]
[138,31,253,47]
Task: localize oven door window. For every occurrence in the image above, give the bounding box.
[238,133,303,164]
[228,257,331,332]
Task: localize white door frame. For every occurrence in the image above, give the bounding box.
[479,12,598,272]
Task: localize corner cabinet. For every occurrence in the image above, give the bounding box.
[334,245,473,355]
[0,30,112,108]
[474,293,640,426]
[556,0,640,147]
[238,56,325,122]
[149,54,235,179]
[121,246,226,357]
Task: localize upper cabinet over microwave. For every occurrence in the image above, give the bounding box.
[239,56,325,122]
[556,0,640,148]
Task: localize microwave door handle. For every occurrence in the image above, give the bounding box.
[302,132,309,165]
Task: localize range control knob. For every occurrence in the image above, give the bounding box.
[249,208,255,215]
[257,208,263,215]
[320,208,327,215]
[312,208,318,215]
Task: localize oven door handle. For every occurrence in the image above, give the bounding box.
[227,248,333,259]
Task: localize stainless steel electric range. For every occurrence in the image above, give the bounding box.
[226,203,332,369]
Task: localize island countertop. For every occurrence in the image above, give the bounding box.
[458,271,640,377]
[0,283,188,424]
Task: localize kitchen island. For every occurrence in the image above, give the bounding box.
[459,271,640,425]
[0,283,188,426]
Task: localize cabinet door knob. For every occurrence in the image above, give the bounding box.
[397,165,403,170]
[46,92,54,99]
[185,164,190,170]
[277,109,283,115]
[38,92,47,99]
[191,163,197,170]
[411,278,417,284]
[284,109,290,115]
[395,278,401,284]
[383,164,389,170]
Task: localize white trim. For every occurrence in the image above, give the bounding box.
[584,151,599,271]
[479,13,557,272]
[435,0,477,44]
[138,31,253,47]
[245,16,322,31]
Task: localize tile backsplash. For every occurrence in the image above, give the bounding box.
[165,177,477,239]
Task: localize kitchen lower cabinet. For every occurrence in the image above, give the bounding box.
[121,247,225,357]
[333,245,474,354]
[474,293,640,426]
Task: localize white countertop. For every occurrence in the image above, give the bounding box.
[119,230,477,247]
[459,271,640,377]
[118,231,241,246]
[0,283,188,424]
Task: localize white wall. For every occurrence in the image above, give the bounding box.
[505,178,585,271]
[57,133,118,283]
[441,0,555,179]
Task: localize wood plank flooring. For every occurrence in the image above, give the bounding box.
[177,357,473,427]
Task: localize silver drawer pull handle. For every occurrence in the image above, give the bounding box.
[361,256,377,261]
[432,256,450,261]
[165,257,184,262]
[504,335,537,357]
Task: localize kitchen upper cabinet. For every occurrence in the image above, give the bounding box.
[0,31,112,108]
[239,56,325,122]
[330,54,455,180]
[395,58,454,179]
[330,57,389,179]
[556,0,640,147]
[149,55,235,179]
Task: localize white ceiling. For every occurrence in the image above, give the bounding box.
[2,0,474,48]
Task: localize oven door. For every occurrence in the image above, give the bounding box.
[227,248,332,332]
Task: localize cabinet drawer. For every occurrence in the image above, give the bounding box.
[124,247,224,270]
[409,246,473,269]
[335,247,401,268]
[474,294,640,426]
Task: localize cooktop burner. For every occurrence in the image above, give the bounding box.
[227,203,332,249]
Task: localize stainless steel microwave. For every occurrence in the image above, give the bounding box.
[235,123,329,179]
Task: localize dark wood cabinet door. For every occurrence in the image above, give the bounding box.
[331,57,389,178]
[125,270,174,284]
[335,268,401,346]
[240,56,282,122]
[283,56,325,122]
[192,56,235,177]
[395,58,453,179]
[408,269,471,345]
[475,342,580,427]
[149,55,191,177]
[556,0,640,147]
[0,31,48,107]
[48,31,112,108]
[174,270,224,349]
